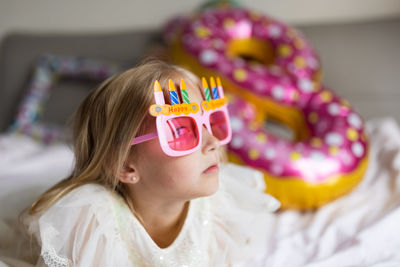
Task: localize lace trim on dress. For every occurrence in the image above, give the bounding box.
[41,249,70,267]
[41,226,70,267]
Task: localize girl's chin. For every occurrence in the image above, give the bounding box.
[199,174,219,196]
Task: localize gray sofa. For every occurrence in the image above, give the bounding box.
[0,18,399,133]
[0,30,161,132]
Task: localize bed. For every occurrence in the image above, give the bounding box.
[1,19,400,266]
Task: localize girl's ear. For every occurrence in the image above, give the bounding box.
[118,162,140,184]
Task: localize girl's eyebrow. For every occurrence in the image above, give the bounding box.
[180,80,205,103]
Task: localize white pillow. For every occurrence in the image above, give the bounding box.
[0,133,74,221]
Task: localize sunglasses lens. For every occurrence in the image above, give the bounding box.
[210,111,229,140]
[166,117,199,151]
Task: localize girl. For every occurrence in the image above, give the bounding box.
[24,59,280,266]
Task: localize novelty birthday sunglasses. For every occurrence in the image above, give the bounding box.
[131,77,232,157]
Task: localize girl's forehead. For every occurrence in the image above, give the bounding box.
[151,78,204,105]
[186,84,203,103]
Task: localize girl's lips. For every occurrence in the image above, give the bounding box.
[203,164,219,174]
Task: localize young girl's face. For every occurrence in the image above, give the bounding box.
[131,79,221,201]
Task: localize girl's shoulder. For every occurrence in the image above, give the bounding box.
[44,183,117,217]
[32,183,122,234]
[206,163,280,265]
[63,182,113,199]
[219,162,267,191]
[216,162,280,212]
[62,183,113,204]
[25,183,131,266]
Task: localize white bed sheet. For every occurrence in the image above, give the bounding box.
[260,118,400,267]
[1,118,400,266]
[0,134,74,266]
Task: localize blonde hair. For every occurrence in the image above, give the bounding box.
[29,59,227,216]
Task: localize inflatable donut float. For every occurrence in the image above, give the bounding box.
[163,7,369,209]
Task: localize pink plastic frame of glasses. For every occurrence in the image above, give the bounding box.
[131,77,232,157]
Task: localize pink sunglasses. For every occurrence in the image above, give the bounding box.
[131,77,232,157]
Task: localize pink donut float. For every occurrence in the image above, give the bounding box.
[164,7,369,209]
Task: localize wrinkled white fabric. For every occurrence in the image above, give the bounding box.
[23,163,280,267]
[262,118,400,267]
[0,134,74,266]
[2,118,400,267]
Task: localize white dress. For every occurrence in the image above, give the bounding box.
[24,163,280,267]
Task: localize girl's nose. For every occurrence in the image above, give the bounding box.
[201,124,220,153]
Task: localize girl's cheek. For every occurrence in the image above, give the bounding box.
[165,165,197,186]
[148,145,165,159]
